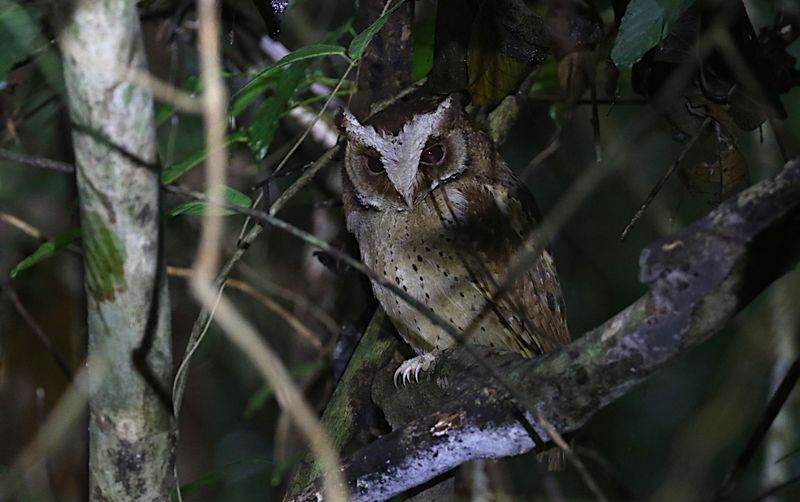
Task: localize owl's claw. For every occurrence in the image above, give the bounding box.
[393,352,439,388]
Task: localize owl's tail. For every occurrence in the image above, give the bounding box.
[538,448,566,471]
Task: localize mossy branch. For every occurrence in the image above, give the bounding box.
[290,159,800,501]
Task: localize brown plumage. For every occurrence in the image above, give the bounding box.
[340,94,570,382]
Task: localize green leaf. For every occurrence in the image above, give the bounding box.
[232,44,348,115]
[611,0,694,69]
[348,2,406,60]
[10,228,81,278]
[169,185,252,217]
[246,64,307,160]
[411,19,435,82]
[0,0,43,82]
[243,362,323,420]
[528,59,560,96]
[160,132,247,184]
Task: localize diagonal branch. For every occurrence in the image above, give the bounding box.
[289,158,800,501]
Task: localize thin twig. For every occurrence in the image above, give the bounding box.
[538,414,609,502]
[194,0,227,279]
[237,261,340,336]
[271,63,353,178]
[171,147,338,414]
[0,212,45,240]
[10,357,105,482]
[713,356,800,500]
[191,1,346,500]
[125,69,203,113]
[590,80,602,163]
[0,148,75,174]
[750,473,800,502]
[270,146,338,216]
[521,128,561,181]
[168,266,323,351]
[619,117,712,242]
[2,284,73,380]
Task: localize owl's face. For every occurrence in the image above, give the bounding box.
[341,95,473,211]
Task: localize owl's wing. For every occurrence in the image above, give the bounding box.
[439,165,570,356]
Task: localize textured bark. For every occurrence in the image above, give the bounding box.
[350,0,414,119]
[56,1,175,500]
[290,159,800,501]
[287,310,399,496]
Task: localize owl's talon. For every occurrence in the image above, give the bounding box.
[393,352,439,389]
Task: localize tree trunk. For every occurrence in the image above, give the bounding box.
[56,1,175,499]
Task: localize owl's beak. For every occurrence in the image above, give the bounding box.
[401,190,415,208]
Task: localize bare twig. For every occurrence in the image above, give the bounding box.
[191,2,346,500]
[271,64,353,178]
[590,81,602,162]
[237,261,339,336]
[168,266,323,351]
[125,69,203,113]
[0,148,75,174]
[9,357,105,486]
[713,356,800,500]
[750,473,800,502]
[1,284,73,379]
[619,117,712,242]
[194,0,227,278]
[0,212,46,240]
[0,212,83,256]
[537,414,608,502]
[521,128,561,181]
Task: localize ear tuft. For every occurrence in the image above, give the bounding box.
[337,109,360,134]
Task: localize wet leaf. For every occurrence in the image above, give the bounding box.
[612,0,694,69]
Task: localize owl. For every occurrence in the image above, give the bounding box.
[340,94,570,385]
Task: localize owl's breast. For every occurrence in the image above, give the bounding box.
[351,192,521,355]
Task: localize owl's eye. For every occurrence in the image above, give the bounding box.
[420,144,446,166]
[366,156,385,174]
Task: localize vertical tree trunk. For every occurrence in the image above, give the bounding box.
[350,0,414,119]
[56,1,175,499]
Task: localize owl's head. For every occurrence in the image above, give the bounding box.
[341,95,482,211]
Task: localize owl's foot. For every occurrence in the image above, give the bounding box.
[393,352,440,387]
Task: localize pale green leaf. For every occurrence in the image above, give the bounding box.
[247,64,306,160]
[348,2,406,60]
[10,228,81,278]
[232,44,348,115]
[169,185,252,217]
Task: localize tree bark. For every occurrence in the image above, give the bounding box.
[350,0,414,119]
[290,159,800,501]
[56,1,175,499]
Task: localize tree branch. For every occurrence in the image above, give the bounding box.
[290,158,800,501]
